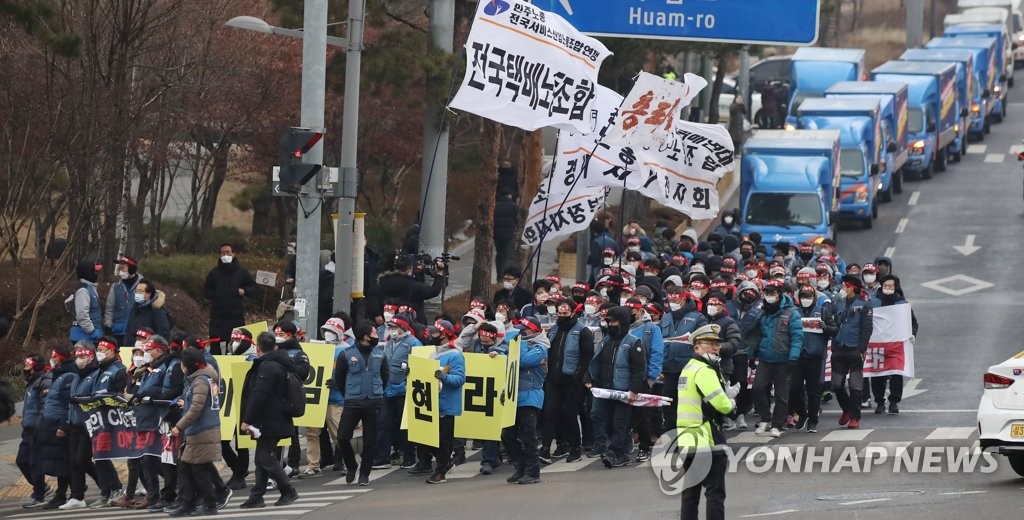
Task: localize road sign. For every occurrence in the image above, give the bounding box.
[272,166,340,197]
[254,270,277,287]
[539,0,821,45]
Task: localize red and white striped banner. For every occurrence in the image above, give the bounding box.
[825,303,915,378]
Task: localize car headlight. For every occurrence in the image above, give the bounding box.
[912,140,925,151]
[854,187,868,203]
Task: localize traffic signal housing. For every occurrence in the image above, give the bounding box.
[278,127,324,193]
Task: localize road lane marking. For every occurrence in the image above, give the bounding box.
[941,491,987,495]
[908,191,920,206]
[857,441,912,459]
[895,218,908,234]
[840,498,891,506]
[884,246,896,258]
[984,153,1004,163]
[820,429,873,442]
[926,427,977,440]
[741,511,799,518]
[966,144,986,154]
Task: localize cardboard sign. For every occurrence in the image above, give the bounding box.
[405,356,440,448]
[455,353,507,440]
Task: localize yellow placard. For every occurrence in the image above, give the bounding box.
[405,356,440,448]
[454,353,507,440]
[500,335,521,428]
[244,320,269,336]
[293,342,335,428]
[411,345,434,359]
[119,347,134,368]
[214,356,241,441]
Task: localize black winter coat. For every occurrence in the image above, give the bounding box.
[241,349,298,438]
[377,271,445,324]
[203,259,257,333]
[124,291,171,341]
[493,199,519,241]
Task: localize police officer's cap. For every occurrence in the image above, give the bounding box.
[691,324,722,343]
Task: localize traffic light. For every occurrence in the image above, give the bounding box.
[278,127,324,193]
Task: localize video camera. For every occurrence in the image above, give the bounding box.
[393,250,461,280]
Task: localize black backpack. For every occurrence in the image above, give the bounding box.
[272,361,306,418]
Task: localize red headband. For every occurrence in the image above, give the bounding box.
[51,350,68,361]
[136,329,153,339]
[389,318,412,332]
[434,320,456,338]
[74,348,94,358]
[97,339,117,351]
[231,331,252,342]
[118,257,137,266]
[624,301,643,310]
[478,329,498,339]
[514,319,542,333]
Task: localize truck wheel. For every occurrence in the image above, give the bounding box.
[1008,454,1024,478]
[879,181,893,203]
[871,200,878,219]
[951,145,962,163]
[862,215,873,229]
[936,149,948,173]
[922,162,934,180]
[985,117,992,134]
[893,171,904,194]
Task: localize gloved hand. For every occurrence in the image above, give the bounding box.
[434,369,446,381]
[402,362,410,375]
[725,383,741,400]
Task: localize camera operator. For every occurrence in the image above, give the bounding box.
[377,254,447,324]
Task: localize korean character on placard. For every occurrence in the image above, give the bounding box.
[659,136,682,162]
[620,91,655,130]
[522,62,545,111]
[683,144,698,167]
[602,147,637,181]
[672,183,688,205]
[685,132,708,146]
[645,98,682,131]
[692,186,711,210]
[503,52,526,102]
[412,379,434,422]
[701,155,721,172]
[463,376,498,417]
[487,46,508,96]
[534,66,556,111]
[549,72,574,116]
[467,41,491,90]
[570,79,596,122]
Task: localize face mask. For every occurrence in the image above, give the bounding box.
[96,351,108,362]
[707,305,721,316]
[739,292,756,305]
[669,302,682,312]
[383,312,394,323]
[50,359,58,368]
[693,290,707,300]
[628,246,640,253]
[324,331,339,343]
[607,324,623,337]
[584,304,597,315]
[387,327,403,339]
[220,255,233,264]
[134,293,146,303]
[502,281,515,290]
[546,305,557,315]
[599,288,608,298]
[75,358,89,369]
[800,298,814,307]
[133,355,146,366]
[724,216,734,226]
[275,336,286,344]
[230,340,241,351]
[619,297,629,305]
[603,257,613,266]
[764,294,779,304]
[799,252,813,261]
[550,286,561,294]
[882,288,895,296]
[816,279,829,289]
[367,337,379,348]
[863,274,876,284]
[628,262,640,270]
[143,352,153,365]
[118,270,129,280]
[741,251,753,259]
[878,267,890,276]
[644,271,657,277]
[745,269,759,278]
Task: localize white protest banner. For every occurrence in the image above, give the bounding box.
[448,0,612,134]
[603,71,707,147]
[521,179,606,247]
[824,303,915,378]
[546,85,624,198]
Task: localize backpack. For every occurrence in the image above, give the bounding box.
[272,360,306,418]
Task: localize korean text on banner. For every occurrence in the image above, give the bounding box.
[213,356,238,441]
[603,71,707,147]
[406,356,441,448]
[455,353,507,440]
[864,303,915,377]
[448,0,612,134]
[85,406,162,460]
[293,342,335,428]
[500,335,522,428]
[522,182,605,247]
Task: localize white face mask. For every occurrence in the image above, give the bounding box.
[142,352,153,365]
[230,340,241,351]
[275,336,286,344]
[584,304,597,315]
[691,289,705,299]
[644,271,657,277]
[669,302,682,312]
[800,298,814,307]
[816,279,830,289]
[118,270,129,280]
[764,294,779,304]
[220,255,233,264]
[495,312,507,323]
[863,274,876,284]
[50,359,58,368]
[502,281,515,290]
[603,257,613,266]
[383,312,395,323]
[619,297,629,305]
[96,351,107,363]
[324,331,339,343]
[882,288,895,296]
[550,286,561,294]
[546,305,557,315]
[706,305,721,316]
[745,269,759,278]
[628,261,640,270]
[133,355,146,367]
[628,246,640,253]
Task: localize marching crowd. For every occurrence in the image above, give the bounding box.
[14,217,920,515]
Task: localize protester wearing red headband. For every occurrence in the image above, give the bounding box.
[18,354,52,508]
[540,297,594,466]
[167,347,223,516]
[374,313,422,471]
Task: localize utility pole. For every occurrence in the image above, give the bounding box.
[906,0,924,49]
[419,0,456,259]
[294,0,328,334]
[739,46,751,109]
[334,0,364,316]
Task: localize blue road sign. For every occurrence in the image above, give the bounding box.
[539,0,821,45]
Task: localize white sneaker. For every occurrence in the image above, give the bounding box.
[58,498,87,510]
[753,422,768,436]
[106,489,124,507]
[768,427,782,439]
[736,415,748,430]
[722,418,736,431]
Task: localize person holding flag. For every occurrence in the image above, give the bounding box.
[504,317,549,485]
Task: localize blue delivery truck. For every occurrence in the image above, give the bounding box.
[900,48,974,155]
[944,23,1010,120]
[825,81,910,200]
[872,61,958,179]
[740,130,842,250]
[928,36,1003,126]
[787,48,867,126]
[794,98,883,228]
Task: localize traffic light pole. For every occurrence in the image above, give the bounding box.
[334,0,364,316]
[419,0,456,259]
[294,0,328,334]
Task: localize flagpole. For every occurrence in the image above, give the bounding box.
[531,130,560,283]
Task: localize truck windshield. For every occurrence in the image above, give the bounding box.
[745,193,824,227]
[839,149,865,177]
[907,107,924,133]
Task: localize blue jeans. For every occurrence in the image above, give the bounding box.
[591,397,632,456]
[376,395,415,463]
[480,440,502,468]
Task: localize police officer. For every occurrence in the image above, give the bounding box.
[676,324,734,520]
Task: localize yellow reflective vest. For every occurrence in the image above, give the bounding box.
[676,357,734,448]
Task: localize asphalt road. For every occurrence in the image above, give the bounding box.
[3,80,1024,520]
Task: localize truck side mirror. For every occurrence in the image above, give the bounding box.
[870,164,879,176]
[887,142,897,153]
[926,123,936,132]
[961,107,969,118]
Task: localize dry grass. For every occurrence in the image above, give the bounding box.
[843,26,910,69]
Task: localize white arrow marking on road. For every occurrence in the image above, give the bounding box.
[902,377,928,399]
[559,0,574,15]
[953,234,980,256]
[908,191,920,206]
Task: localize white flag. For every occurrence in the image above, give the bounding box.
[448,0,612,134]
[603,71,707,147]
[521,177,606,248]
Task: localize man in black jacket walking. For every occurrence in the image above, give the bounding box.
[239,333,300,509]
[493,190,518,277]
[541,301,594,463]
[203,244,257,354]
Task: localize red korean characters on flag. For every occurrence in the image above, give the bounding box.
[603,71,708,147]
[824,303,915,378]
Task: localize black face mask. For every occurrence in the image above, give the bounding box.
[366,337,379,348]
[607,324,624,338]
[799,252,813,261]
[741,250,753,260]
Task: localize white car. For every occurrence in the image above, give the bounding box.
[978,350,1024,477]
[717,76,762,126]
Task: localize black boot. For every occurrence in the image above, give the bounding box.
[506,465,525,484]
